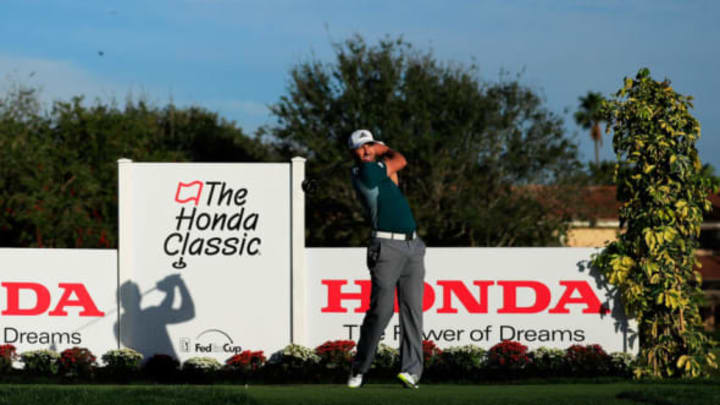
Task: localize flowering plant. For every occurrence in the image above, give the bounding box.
[266,344,322,382]
[269,344,321,369]
[372,343,399,370]
[440,345,486,372]
[20,349,60,376]
[610,351,635,377]
[225,350,266,373]
[0,344,17,373]
[487,340,531,370]
[183,357,222,373]
[314,340,355,369]
[182,357,222,383]
[422,340,443,368]
[101,348,143,375]
[529,346,566,375]
[59,347,97,378]
[565,344,611,376]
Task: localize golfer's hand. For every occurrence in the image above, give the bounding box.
[373,142,390,156]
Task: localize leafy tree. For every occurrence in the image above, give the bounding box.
[585,160,616,185]
[264,35,582,246]
[699,163,720,194]
[574,91,606,165]
[0,85,274,248]
[591,68,717,378]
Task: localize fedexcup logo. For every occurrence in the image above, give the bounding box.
[163,180,263,269]
[179,328,243,354]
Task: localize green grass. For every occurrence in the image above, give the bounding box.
[0,383,719,405]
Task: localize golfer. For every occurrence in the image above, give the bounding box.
[346,129,426,389]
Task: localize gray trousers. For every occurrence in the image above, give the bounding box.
[352,236,426,378]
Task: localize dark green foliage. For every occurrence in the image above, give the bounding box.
[0,85,275,248]
[264,35,583,247]
[585,160,617,185]
[142,354,180,383]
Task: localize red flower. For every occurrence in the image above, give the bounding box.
[314,340,356,366]
[226,350,266,372]
[0,344,17,360]
[488,340,530,369]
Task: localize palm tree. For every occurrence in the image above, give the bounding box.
[574,91,605,165]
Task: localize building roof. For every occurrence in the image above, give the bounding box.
[562,186,720,281]
[699,255,720,282]
[708,192,720,222]
[566,186,720,222]
[573,186,622,222]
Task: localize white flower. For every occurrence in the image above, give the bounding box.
[183,357,222,372]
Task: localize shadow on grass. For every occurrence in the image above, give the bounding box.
[617,385,720,405]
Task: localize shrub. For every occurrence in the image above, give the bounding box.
[183,357,222,383]
[59,347,96,378]
[440,345,486,371]
[225,350,266,373]
[101,348,143,376]
[0,344,17,373]
[422,340,443,368]
[529,347,566,376]
[372,343,399,370]
[591,68,716,378]
[143,354,180,382]
[565,344,611,376]
[183,357,222,373]
[315,340,355,370]
[610,351,635,377]
[487,341,531,373]
[20,349,60,376]
[269,344,321,370]
[435,345,486,381]
[266,344,321,382]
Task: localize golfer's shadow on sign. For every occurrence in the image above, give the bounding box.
[115,274,195,360]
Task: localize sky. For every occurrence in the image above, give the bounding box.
[1,0,718,169]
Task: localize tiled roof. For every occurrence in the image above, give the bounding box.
[561,186,720,222]
[708,192,720,222]
[699,255,720,282]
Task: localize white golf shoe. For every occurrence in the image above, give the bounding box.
[347,372,363,388]
[397,372,419,389]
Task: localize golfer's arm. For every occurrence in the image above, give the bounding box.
[381,148,407,177]
[389,172,399,185]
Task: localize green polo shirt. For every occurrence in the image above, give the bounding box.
[351,161,417,233]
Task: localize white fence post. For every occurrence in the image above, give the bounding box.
[117,158,133,349]
[291,157,307,345]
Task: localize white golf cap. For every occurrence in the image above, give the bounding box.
[348,129,376,149]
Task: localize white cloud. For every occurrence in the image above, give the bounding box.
[0,53,140,107]
[0,53,272,132]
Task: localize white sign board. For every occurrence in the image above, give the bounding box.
[118,162,293,362]
[307,248,637,353]
[0,249,117,359]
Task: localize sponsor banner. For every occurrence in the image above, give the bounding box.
[307,248,637,353]
[0,249,117,360]
[119,163,292,362]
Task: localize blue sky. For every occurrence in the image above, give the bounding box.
[1,0,718,169]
